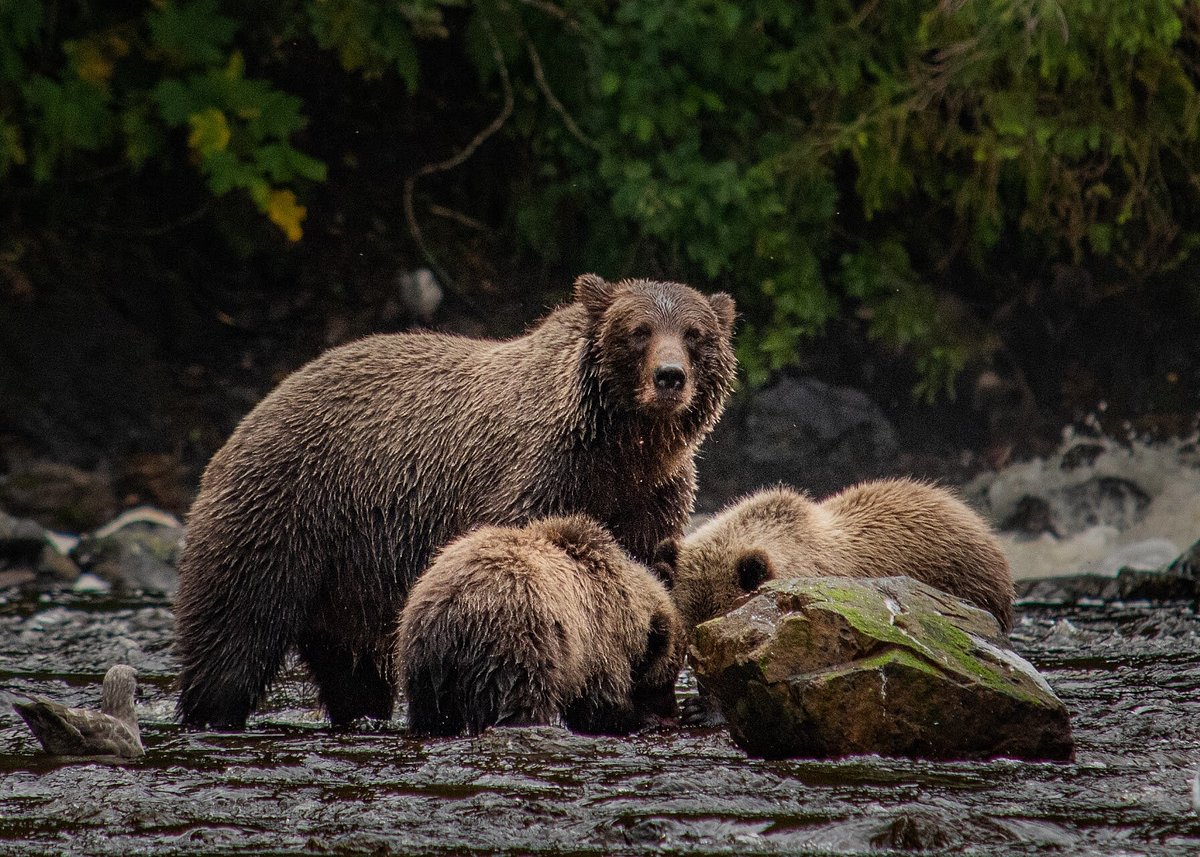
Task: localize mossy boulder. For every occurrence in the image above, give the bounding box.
[691,576,1073,761]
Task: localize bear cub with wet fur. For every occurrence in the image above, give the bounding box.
[174,274,735,729]
[396,515,686,735]
[657,478,1014,634]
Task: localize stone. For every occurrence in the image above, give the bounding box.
[397,268,443,323]
[72,507,183,594]
[691,576,1074,761]
[1015,537,1200,606]
[0,461,117,531]
[0,510,80,585]
[1163,537,1200,580]
[696,377,898,511]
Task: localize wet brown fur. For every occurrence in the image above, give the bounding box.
[396,516,686,735]
[659,479,1015,634]
[174,275,736,728]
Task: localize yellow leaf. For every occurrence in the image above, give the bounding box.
[2,122,27,166]
[225,51,244,81]
[70,39,115,87]
[187,108,231,157]
[265,189,306,242]
[106,33,131,58]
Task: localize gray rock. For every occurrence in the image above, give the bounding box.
[1163,537,1200,580]
[0,461,117,531]
[397,268,443,323]
[72,507,182,594]
[0,510,80,586]
[72,572,112,594]
[691,576,1074,761]
[696,378,898,511]
[1015,537,1200,605]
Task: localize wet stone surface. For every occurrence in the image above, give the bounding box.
[1,590,1199,856]
[692,577,1073,761]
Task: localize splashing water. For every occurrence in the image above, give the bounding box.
[967,426,1200,579]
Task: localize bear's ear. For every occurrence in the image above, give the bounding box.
[709,292,736,335]
[574,273,617,317]
[651,537,680,590]
[735,549,772,592]
[544,515,610,562]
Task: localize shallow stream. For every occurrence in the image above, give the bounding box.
[2,590,1198,856]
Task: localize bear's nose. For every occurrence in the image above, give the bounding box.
[654,364,686,392]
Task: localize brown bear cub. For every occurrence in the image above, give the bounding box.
[395,516,686,736]
[657,478,1015,634]
[174,274,736,728]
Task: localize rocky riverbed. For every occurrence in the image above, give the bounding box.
[1,426,1199,854]
[1,588,1198,856]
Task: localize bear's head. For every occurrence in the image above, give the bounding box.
[544,515,688,732]
[652,489,814,633]
[574,274,736,425]
[627,584,687,725]
[651,536,777,634]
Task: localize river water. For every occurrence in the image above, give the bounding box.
[3,431,1200,855]
[2,589,1198,856]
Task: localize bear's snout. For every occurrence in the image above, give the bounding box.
[653,363,686,392]
[640,334,692,411]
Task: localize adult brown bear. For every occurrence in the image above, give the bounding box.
[174,275,736,728]
[396,515,686,736]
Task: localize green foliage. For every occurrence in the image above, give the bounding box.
[522,0,1200,395]
[3,0,1200,394]
[0,0,445,241]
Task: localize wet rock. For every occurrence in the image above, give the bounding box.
[0,569,36,588]
[696,377,898,510]
[870,812,953,851]
[1015,538,1200,606]
[0,461,117,531]
[0,510,80,586]
[1060,442,1106,472]
[71,507,183,594]
[1163,537,1200,579]
[72,572,111,594]
[996,476,1151,538]
[691,576,1074,761]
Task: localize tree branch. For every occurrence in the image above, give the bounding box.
[403,14,513,307]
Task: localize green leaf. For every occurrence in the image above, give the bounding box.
[148,0,238,68]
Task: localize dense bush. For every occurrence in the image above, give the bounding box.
[3,0,1199,396]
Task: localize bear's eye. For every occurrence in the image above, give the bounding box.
[684,326,704,345]
[631,323,652,341]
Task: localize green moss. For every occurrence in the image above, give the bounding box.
[763,578,1051,707]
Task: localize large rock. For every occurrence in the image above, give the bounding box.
[0,461,118,531]
[0,509,80,588]
[695,377,898,511]
[691,576,1074,761]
